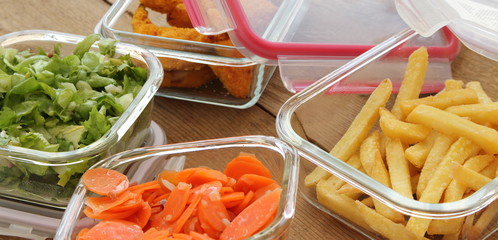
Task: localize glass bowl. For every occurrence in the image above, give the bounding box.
[277,28,498,240]
[0,30,163,208]
[55,135,299,240]
[95,0,276,109]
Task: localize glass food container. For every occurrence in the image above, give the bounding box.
[95,0,277,109]
[55,135,299,240]
[276,26,498,240]
[0,30,163,208]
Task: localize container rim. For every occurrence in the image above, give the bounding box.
[276,27,498,219]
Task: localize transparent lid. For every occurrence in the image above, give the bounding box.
[184,0,459,64]
[395,0,498,61]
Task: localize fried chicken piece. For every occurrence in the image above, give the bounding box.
[159,57,204,71]
[161,66,216,88]
[209,40,254,98]
[167,3,193,28]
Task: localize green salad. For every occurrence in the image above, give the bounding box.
[0,34,148,201]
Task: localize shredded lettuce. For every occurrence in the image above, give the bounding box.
[0,34,148,191]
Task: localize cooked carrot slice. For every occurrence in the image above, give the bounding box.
[85,190,137,214]
[219,188,282,240]
[82,168,129,196]
[106,194,143,213]
[252,182,282,202]
[232,190,254,215]
[183,216,199,234]
[157,170,179,192]
[127,180,161,194]
[124,201,152,228]
[220,192,245,209]
[77,220,143,240]
[220,186,234,194]
[224,154,272,180]
[141,228,171,240]
[198,189,230,232]
[190,231,216,240]
[177,168,204,183]
[173,191,202,233]
[83,206,139,220]
[172,233,191,239]
[186,168,228,186]
[162,182,192,223]
[76,228,90,240]
[152,192,171,204]
[232,174,277,193]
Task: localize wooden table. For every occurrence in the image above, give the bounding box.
[0,1,496,239]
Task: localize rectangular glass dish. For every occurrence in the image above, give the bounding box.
[55,135,299,240]
[96,0,276,109]
[277,28,498,240]
[0,30,163,208]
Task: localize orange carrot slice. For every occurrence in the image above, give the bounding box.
[177,168,203,183]
[172,233,191,239]
[253,182,282,202]
[124,201,152,228]
[77,220,143,240]
[106,194,143,213]
[85,190,137,214]
[219,188,282,240]
[220,192,245,208]
[162,182,192,223]
[198,189,230,232]
[224,154,272,180]
[82,168,129,196]
[157,170,179,192]
[190,231,216,240]
[83,206,139,220]
[141,228,171,240]
[76,228,90,240]
[186,168,228,186]
[173,191,202,233]
[127,180,161,194]
[183,216,199,234]
[232,174,277,193]
[232,190,254,215]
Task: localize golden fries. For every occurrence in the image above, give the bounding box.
[304,47,498,240]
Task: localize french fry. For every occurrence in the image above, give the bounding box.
[452,162,492,191]
[354,201,424,240]
[391,47,428,120]
[385,137,413,199]
[361,197,374,208]
[379,107,431,144]
[315,188,373,232]
[304,79,393,187]
[468,200,498,240]
[405,131,438,168]
[427,154,494,235]
[336,183,362,195]
[466,81,493,104]
[314,152,362,193]
[416,132,456,198]
[439,79,464,93]
[399,88,479,116]
[406,104,498,154]
[359,131,382,176]
[406,137,480,237]
[480,158,498,179]
[445,102,498,124]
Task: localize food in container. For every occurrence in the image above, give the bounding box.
[0,30,163,208]
[55,135,299,240]
[276,28,498,239]
[96,0,277,109]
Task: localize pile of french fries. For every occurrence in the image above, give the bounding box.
[305,47,498,240]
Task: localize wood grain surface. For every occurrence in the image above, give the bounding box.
[0,0,496,239]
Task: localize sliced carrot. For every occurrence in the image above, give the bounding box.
[124,201,152,228]
[141,228,171,240]
[76,228,90,240]
[161,182,192,223]
[106,194,143,213]
[219,189,282,240]
[77,220,143,240]
[233,174,277,193]
[190,231,216,240]
[82,168,130,196]
[127,180,161,194]
[177,168,204,183]
[186,168,228,186]
[183,216,199,234]
[173,192,203,233]
[232,190,254,215]
[224,154,272,180]
[220,186,234,194]
[253,182,282,202]
[83,206,139,220]
[190,181,223,203]
[198,189,230,232]
[85,190,137,214]
[144,190,159,203]
[152,192,171,204]
[220,192,245,209]
[172,233,192,239]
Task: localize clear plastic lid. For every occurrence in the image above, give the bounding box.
[184,0,460,93]
[395,0,498,61]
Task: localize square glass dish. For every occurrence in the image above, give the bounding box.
[0,30,163,208]
[55,135,299,240]
[277,28,498,240]
[95,0,277,109]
